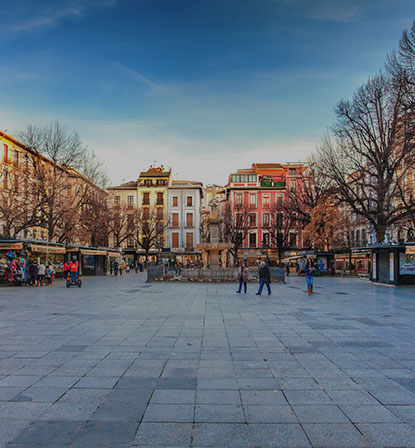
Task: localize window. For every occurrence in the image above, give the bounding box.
[145,179,152,186]
[186,213,193,227]
[172,196,178,207]
[289,168,297,175]
[235,193,243,206]
[249,233,256,248]
[3,144,8,164]
[276,194,284,208]
[186,232,194,249]
[236,213,243,227]
[172,232,179,248]
[143,192,150,205]
[263,213,270,227]
[157,192,164,204]
[249,174,257,182]
[249,193,256,208]
[186,196,193,207]
[172,213,179,227]
[262,233,270,247]
[249,213,256,227]
[157,179,165,186]
[143,208,150,219]
[14,151,19,166]
[127,195,134,208]
[262,194,270,208]
[114,195,120,207]
[289,180,296,191]
[289,232,297,247]
[157,207,164,219]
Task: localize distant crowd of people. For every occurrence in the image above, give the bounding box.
[109,260,144,276]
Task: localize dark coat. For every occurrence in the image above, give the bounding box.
[259,266,271,283]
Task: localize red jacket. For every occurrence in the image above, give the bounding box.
[64,263,69,271]
[69,261,79,272]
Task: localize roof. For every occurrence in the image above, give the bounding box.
[139,171,171,178]
[170,180,203,189]
[108,180,138,190]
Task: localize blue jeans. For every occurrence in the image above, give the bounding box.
[306,275,313,290]
[257,278,271,295]
[238,279,247,293]
[70,272,78,283]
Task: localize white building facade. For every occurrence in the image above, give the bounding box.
[168,181,203,263]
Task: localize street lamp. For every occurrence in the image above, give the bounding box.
[157,235,161,265]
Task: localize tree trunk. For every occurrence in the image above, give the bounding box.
[375,225,387,244]
[234,247,239,267]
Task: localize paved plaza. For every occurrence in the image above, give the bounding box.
[1,275,415,447]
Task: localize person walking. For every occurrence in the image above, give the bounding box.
[236,263,249,294]
[305,258,315,295]
[63,260,70,279]
[256,261,271,296]
[286,264,290,277]
[110,261,114,275]
[29,262,38,287]
[135,261,139,274]
[114,261,119,275]
[38,262,46,286]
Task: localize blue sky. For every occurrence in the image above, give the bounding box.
[1,0,414,185]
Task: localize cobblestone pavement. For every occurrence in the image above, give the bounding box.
[1,274,415,447]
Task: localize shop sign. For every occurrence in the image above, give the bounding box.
[30,244,66,254]
[0,243,23,250]
[400,253,415,275]
[406,246,415,254]
[80,249,107,256]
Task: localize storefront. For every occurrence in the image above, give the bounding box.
[334,250,371,276]
[170,249,202,267]
[315,252,334,275]
[79,248,109,276]
[27,242,66,277]
[371,244,415,285]
[0,241,27,283]
[67,246,115,276]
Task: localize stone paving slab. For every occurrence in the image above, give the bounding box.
[1,274,415,446]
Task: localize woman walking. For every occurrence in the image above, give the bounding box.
[305,258,315,295]
[236,263,248,294]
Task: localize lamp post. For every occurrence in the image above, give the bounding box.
[157,235,161,265]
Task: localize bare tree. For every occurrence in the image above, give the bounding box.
[18,122,87,242]
[316,74,415,243]
[223,201,250,267]
[133,207,169,265]
[263,203,295,266]
[304,199,342,252]
[0,163,41,237]
[107,204,132,248]
[79,150,110,190]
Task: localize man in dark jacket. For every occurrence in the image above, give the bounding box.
[256,261,271,296]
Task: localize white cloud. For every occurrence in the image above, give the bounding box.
[79,122,317,186]
[7,0,117,33]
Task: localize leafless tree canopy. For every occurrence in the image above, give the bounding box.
[314,73,415,243]
[223,201,250,266]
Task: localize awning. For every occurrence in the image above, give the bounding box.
[0,242,23,250]
[30,244,66,254]
[108,252,120,258]
[80,249,108,256]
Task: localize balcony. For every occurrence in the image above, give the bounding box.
[260,180,285,188]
